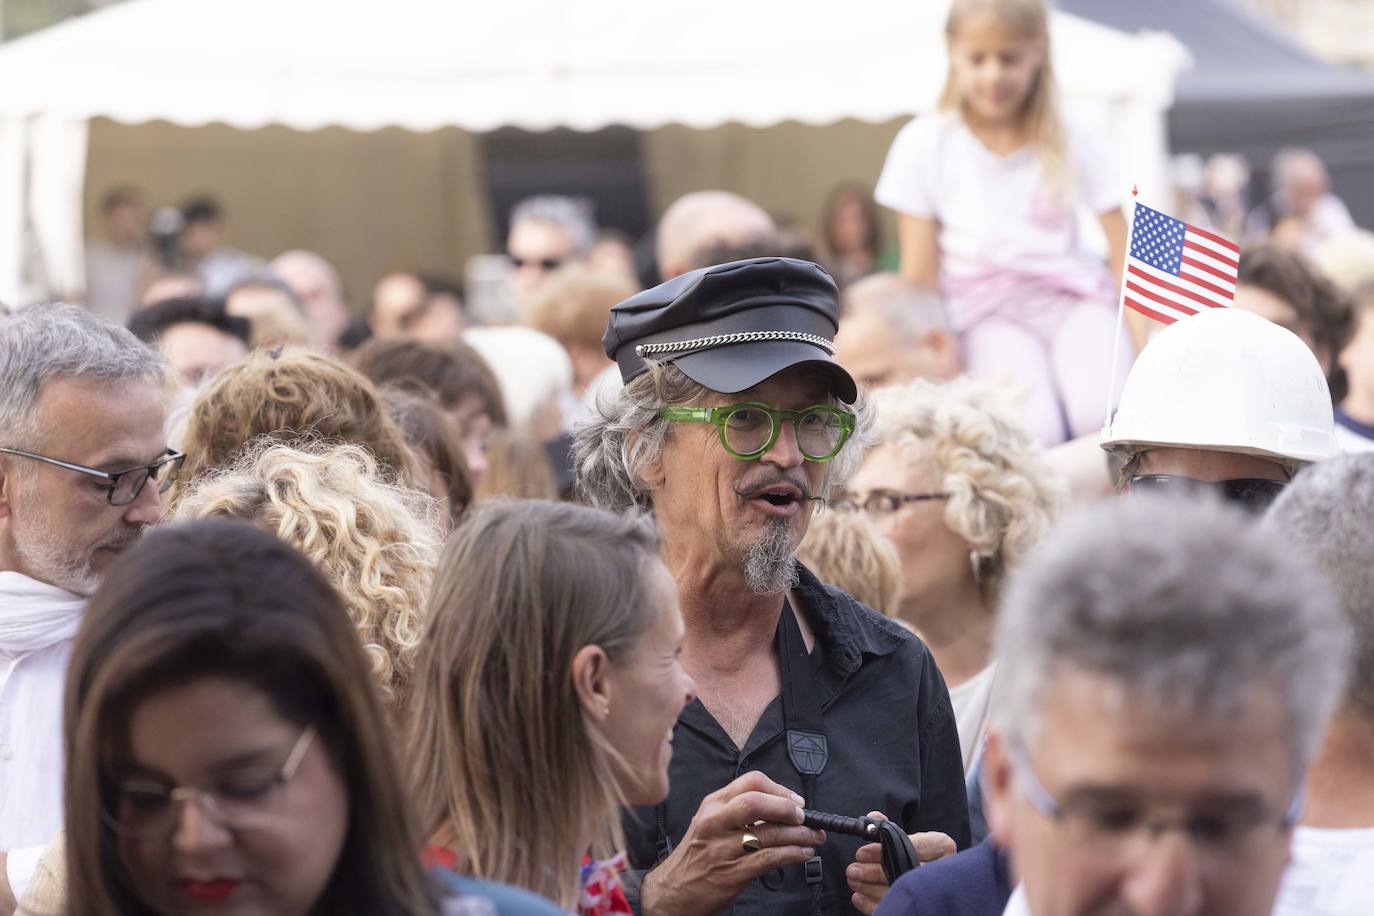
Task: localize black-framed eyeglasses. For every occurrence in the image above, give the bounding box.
[660,402,856,463]
[0,447,185,506]
[510,256,563,271]
[102,726,316,838]
[831,490,950,514]
[1009,740,1302,863]
[1127,475,1286,511]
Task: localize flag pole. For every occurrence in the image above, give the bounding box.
[1103,186,1139,431]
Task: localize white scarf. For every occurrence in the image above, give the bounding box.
[0,571,84,656]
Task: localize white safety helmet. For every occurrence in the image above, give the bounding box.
[1101,308,1337,468]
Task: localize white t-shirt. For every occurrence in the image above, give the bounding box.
[1002,884,1030,916]
[874,111,1121,327]
[949,661,997,775]
[1271,826,1374,916]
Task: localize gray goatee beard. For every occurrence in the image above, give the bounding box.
[742,517,799,596]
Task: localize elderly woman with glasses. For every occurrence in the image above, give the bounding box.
[847,377,1065,773]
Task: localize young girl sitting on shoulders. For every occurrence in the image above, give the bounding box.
[875,0,1132,445]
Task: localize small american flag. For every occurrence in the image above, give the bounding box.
[1123,203,1240,325]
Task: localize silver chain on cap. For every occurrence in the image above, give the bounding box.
[634,329,836,358]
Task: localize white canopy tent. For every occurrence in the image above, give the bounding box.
[0,0,1187,305]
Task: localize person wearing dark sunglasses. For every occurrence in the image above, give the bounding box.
[1101,308,1338,511]
[0,303,169,907]
[507,195,595,308]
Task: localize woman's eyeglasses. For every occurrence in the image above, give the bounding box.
[830,491,950,514]
[0,447,185,506]
[102,726,316,837]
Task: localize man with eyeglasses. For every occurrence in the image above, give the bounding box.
[0,303,173,912]
[575,257,969,916]
[1101,308,1337,509]
[877,496,1351,916]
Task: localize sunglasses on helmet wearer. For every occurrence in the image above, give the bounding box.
[1127,475,1287,511]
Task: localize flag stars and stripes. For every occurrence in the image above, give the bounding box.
[1123,203,1240,326]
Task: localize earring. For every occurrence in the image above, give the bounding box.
[969,550,985,585]
[602,705,611,718]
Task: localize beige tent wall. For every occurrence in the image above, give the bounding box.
[643,118,904,245]
[84,117,907,312]
[84,119,492,311]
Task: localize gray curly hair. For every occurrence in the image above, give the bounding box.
[573,361,873,511]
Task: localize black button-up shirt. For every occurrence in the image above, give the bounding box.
[622,566,971,915]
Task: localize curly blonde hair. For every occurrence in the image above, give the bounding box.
[797,510,903,616]
[173,347,416,501]
[170,441,443,714]
[870,377,1066,601]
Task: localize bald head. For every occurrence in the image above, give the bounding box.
[835,273,960,391]
[656,191,775,280]
[369,271,427,339]
[270,249,350,347]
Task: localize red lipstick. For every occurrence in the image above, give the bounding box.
[180,879,240,902]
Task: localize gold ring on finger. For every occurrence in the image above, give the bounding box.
[741,831,763,853]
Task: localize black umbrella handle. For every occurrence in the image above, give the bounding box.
[800,809,920,882]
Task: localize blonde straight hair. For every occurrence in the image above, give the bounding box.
[939,0,1070,195]
[408,499,665,908]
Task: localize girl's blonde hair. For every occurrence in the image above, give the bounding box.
[870,377,1066,604]
[171,440,443,714]
[408,499,664,908]
[940,0,1069,194]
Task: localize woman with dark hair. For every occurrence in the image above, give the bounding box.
[352,337,506,488]
[60,517,560,916]
[821,183,886,288]
[1235,242,1357,403]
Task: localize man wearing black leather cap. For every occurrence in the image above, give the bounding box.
[574,257,970,915]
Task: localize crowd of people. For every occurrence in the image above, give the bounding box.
[3,0,1374,914]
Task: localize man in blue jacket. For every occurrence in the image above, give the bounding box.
[878,496,1349,916]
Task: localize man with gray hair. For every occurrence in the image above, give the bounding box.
[507,195,597,307]
[833,272,960,391]
[879,496,1350,916]
[0,303,175,910]
[576,257,968,916]
[1266,454,1374,916]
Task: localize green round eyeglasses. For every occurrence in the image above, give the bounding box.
[660,402,856,462]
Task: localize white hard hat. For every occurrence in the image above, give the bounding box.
[1101,309,1336,466]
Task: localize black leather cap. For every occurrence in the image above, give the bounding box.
[602,257,857,403]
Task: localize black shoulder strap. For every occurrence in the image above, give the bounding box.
[776,597,828,779]
[651,599,828,914]
[776,597,826,916]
